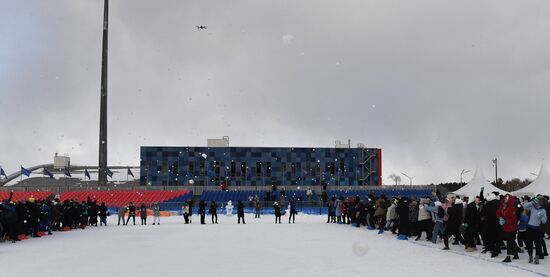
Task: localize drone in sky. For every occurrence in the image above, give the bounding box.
[196,25,207,30]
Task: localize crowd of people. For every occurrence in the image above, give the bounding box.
[178,196,299,225]
[5,188,548,268]
[0,192,109,243]
[327,189,549,265]
[0,192,172,244]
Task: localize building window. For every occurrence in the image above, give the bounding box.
[282,162,286,178]
[305,162,310,177]
[316,161,321,177]
[241,162,246,178]
[339,161,345,174]
[214,161,220,178]
[256,162,262,177]
[231,161,236,177]
[266,162,272,177]
[162,161,168,174]
[291,163,296,178]
[330,162,335,175]
[188,161,194,176]
[199,160,205,176]
[172,161,179,175]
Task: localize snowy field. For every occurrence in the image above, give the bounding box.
[1,214,549,277]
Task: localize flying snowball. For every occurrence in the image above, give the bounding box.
[201,153,207,159]
[189,179,195,185]
[282,34,295,45]
[352,242,369,256]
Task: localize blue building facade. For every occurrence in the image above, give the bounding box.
[140,146,382,187]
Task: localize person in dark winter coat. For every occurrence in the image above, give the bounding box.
[273,202,281,224]
[126,202,136,225]
[209,201,218,224]
[199,200,207,225]
[396,198,410,239]
[4,202,19,242]
[237,200,245,224]
[39,202,52,235]
[289,197,297,224]
[327,197,336,223]
[482,192,501,257]
[98,202,108,226]
[27,198,40,237]
[51,201,62,231]
[464,196,482,252]
[254,200,261,218]
[88,202,98,226]
[443,198,465,250]
[139,203,147,225]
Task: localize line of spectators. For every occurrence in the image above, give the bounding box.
[327,189,549,265]
[0,192,108,243]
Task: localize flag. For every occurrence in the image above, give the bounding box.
[84,169,91,180]
[64,168,72,177]
[21,166,31,177]
[106,168,114,178]
[43,168,54,179]
[0,167,7,178]
[127,167,134,178]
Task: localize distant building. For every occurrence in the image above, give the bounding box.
[140,140,381,186]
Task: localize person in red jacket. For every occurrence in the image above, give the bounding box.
[496,194,519,262]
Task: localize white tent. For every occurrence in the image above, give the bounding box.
[453,168,507,198]
[515,164,550,196]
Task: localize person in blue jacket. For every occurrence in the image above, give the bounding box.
[523,196,548,264]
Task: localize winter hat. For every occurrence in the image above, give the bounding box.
[434,201,442,207]
[454,199,463,205]
[486,193,497,202]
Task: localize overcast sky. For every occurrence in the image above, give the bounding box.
[1,0,550,185]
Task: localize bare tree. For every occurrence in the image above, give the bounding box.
[388,173,401,186]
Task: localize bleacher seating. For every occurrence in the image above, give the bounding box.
[0,191,54,202]
[60,190,192,207]
[200,190,318,203]
[327,189,433,199]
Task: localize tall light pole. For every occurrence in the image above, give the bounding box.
[401,172,415,186]
[492,158,498,184]
[460,169,470,184]
[98,0,109,186]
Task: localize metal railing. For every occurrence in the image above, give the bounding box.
[0,184,435,196]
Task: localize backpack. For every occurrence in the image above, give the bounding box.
[437,206,445,218]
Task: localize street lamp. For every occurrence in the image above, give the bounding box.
[460,169,470,184]
[492,158,498,184]
[401,172,415,186]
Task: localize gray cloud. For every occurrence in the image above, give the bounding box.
[1,0,550,184]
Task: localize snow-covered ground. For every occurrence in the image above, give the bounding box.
[1,214,549,277]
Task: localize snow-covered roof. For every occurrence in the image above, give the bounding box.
[453,168,507,198]
[515,164,550,196]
